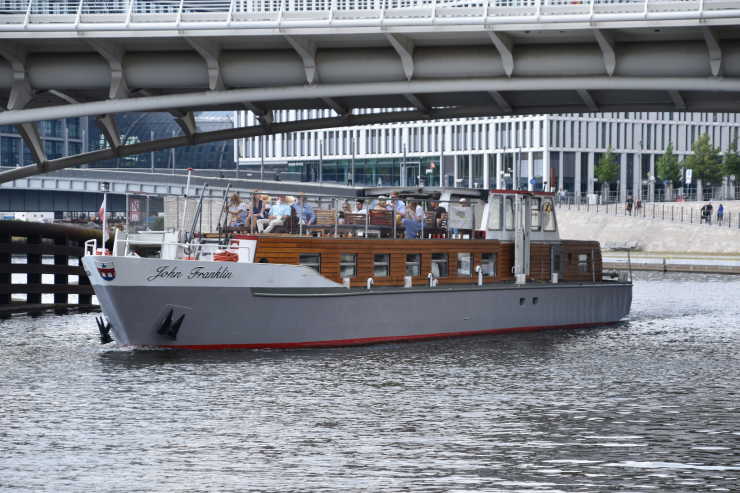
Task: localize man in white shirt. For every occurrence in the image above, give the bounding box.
[352,200,368,214]
[390,192,406,215]
[257,196,292,233]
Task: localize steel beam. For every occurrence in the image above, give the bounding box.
[2,77,740,126]
[16,122,47,166]
[0,41,32,110]
[385,33,415,81]
[703,27,722,77]
[96,114,121,154]
[0,104,506,184]
[577,89,598,112]
[593,29,616,76]
[321,97,348,117]
[170,110,197,142]
[284,36,318,85]
[185,37,225,91]
[404,94,429,116]
[87,39,129,99]
[488,31,514,77]
[488,91,512,114]
[669,90,687,110]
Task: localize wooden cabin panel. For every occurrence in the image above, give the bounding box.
[529,243,552,281]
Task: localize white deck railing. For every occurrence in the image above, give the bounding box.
[0,0,738,29]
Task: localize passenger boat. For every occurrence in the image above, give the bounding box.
[81,188,632,349]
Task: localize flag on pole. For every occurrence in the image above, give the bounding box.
[98,194,109,246]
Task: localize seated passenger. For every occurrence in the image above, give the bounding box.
[352,199,367,214]
[292,193,316,225]
[402,201,424,239]
[257,195,291,233]
[227,193,248,227]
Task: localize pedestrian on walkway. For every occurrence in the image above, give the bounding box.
[717,203,724,226]
[707,202,714,225]
[625,196,633,216]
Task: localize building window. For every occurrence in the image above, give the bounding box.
[457,253,472,277]
[340,254,356,278]
[530,197,541,231]
[405,254,420,277]
[481,253,496,277]
[374,254,390,277]
[299,253,321,272]
[431,253,448,278]
[578,253,590,273]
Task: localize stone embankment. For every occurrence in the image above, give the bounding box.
[557,201,740,273]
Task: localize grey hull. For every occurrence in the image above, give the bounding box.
[95,281,632,348]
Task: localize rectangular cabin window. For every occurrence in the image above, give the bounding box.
[340,254,356,278]
[505,197,515,231]
[487,195,502,230]
[578,253,590,273]
[406,254,421,277]
[481,253,496,277]
[374,254,390,277]
[431,253,449,278]
[299,253,321,272]
[530,197,541,231]
[457,253,472,277]
[543,198,556,231]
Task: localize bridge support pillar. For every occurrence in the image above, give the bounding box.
[496,153,503,189]
[633,153,642,202]
[527,151,534,192]
[78,240,92,306]
[483,153,490,189]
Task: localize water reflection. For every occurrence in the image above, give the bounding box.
[0,272,738,491]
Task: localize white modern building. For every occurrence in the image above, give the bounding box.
[237,111,740,201]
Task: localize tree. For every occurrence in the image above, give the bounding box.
[684,134,722,185]
[723,136,740,179]
[655,143,682,187]
[595,146,619,191]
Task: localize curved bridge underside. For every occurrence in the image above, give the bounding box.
[1,0,740,183]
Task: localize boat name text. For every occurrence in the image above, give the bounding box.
[147,265,233,281]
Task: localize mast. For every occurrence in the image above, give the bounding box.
[513,193,531,284]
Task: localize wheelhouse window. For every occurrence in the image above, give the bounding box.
[543,198,556,231]
[578,253,590,273]
[431,253,448,278]
[481,253,496,277]
[340,253,356,278]
[405,254,420,277]
[530,197,541,231]
[505,197,514,231]
[299,253,321,272]
[457,253,472,277]
[487,195,502,230]
[374,254,390,277]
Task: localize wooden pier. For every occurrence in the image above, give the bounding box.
[0,221,100,316]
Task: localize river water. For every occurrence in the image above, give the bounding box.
[1,272,738,492]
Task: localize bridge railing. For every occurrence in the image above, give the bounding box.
[1,0,739,27]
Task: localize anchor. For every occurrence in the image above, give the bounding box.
[156,308,185,340]
[96,316,113,344]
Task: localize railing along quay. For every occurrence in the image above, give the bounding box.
[557,199,740,230]
[0,0,738,30]
[0,221,100,316]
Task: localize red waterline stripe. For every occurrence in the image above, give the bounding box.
[158,321,619,350]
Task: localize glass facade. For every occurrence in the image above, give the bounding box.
[238,110,740,200]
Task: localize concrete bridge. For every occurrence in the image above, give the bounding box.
[1,0,740,183]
